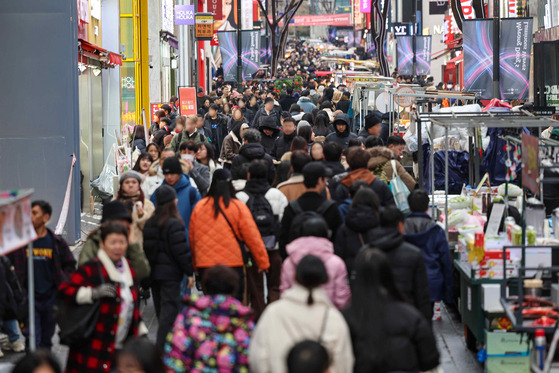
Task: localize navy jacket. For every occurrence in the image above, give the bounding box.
[404,212,453,304]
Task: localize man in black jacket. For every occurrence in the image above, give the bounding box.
[279,162,342,257]
[272,117,297,161]
[152,117,172,150]
[204,104,228,153]
[279,87,298,111]
[370,206,432,322]
[259,117,280,155]
[231,129,275,184]
[253,97,281,129]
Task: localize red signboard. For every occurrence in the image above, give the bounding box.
[150,103,167,122]
[521,133,540,195]
[178,87,198,116]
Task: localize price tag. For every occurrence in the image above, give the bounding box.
[486,203,506,236]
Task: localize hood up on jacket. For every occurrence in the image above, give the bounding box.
[286,236,335,264]
[367,146,395,169]
[333,122,350,138]
[259,120,280,137]
[184,294,253,331]
[345,205,379,233]
[371,227,404,253]
[341,168,375,187]
[239,143,267,160]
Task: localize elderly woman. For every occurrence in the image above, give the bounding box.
[59,222,148,373]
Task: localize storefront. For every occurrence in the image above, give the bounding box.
[78,39,122,210]
[533,27,559,109]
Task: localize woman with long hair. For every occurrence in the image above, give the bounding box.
[143,185,194,351]
[60,222,147,373]
[115,171,155,249]
[189,168,270,301]
[195,142,221,181]
[132,152,154,182]
[313,111,332,137]
[146,143,161,163]
[344,248,440,373]
[280,136,309,162]
[250,255,354,373]
[131,125,147,152]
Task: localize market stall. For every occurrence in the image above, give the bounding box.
[426,114,559,372]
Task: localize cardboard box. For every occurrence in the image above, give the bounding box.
[486,355,530,373]
[485,331,529,355]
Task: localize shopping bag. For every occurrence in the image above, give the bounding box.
[389,160,411,215]
[90,150,116,200]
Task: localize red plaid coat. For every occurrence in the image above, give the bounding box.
[59,257,143,373]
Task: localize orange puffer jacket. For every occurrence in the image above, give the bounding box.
[189,197,270,271]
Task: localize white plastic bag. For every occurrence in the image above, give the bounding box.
[90,151,116,199]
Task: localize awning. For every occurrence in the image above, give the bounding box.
[160,31,179,50]
[447,54,463,65]
[78,38,123,67]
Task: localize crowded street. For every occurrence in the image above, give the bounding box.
[0,0,557,372]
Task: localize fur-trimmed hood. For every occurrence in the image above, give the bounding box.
[367,146,394,169]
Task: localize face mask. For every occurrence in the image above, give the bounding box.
[181,154,194,162]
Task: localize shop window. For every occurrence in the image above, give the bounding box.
[120,0,133,14]
[121,61,136,126]
[120,17,134,60]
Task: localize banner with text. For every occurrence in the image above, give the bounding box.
[463,19,494,99]
[217,30,260,81]
[396,36,432,76]
[499,18,533,100]
[178,87,198,116]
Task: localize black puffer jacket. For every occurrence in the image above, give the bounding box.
[143,217,193,282]
[344,300,440,373]
[272,131,297,161]
[334,205,379,274]
[231,143,275,184]
[371,227,432,321]
[259,121,280,155]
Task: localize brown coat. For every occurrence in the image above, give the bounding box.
[277,175,331,202]
[367,147,416,192]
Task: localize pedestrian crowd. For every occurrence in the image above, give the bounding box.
[1,60,454,373]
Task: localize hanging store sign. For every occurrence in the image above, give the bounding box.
[175,5,195,25]
[463,19,494,99]
[195,13,215,40]
[217,30,260,81]
[361,0,371,13]
[162,0,175,33]
[241,0,254,29]
[396,35,432,75]
[499,18,533,100]
[178,87,198,116]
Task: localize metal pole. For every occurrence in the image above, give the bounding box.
[417,115,423,189]
[411,0,417,78]
[27,242,36,351]
[178,0,192,86]
[492,0,500,98]
[445,125,449,239]
[237,0,242,88]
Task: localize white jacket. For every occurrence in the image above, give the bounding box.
[249,284,354,373]
[236,187,288,221]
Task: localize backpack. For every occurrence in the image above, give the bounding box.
[288,199,336,243]
[245,190,278,249]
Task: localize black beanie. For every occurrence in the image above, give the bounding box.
[102,200,132,223]
[162,157,182,175]
[155,185,177,205]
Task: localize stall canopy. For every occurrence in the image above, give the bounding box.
[78,38,122,67]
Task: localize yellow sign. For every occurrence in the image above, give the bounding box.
[195,13,214,40]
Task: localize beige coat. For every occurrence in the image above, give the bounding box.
[249,284,354,373]
[368,147,416,192]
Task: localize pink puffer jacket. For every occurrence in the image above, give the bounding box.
[281,236,351,310]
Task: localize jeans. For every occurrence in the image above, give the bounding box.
[3,319,21,343]
[23,292,56,350]
[151,280,182,351]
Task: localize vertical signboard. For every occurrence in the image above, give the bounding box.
[195,13,215,40]
[415,35,432,75]
[499,18,533,100]
[241,0,254,29]
[463,19,494,99]
[0,192,37,256]
[361,0,371,13]
[396,36,414,75]
[178,87,198,116]
[217,30,260,81]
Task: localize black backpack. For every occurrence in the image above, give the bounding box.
[287,199,336,243]
[245,190,278,240]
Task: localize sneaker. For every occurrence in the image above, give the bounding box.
[2,339,25,353]
[0,348,4,358]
